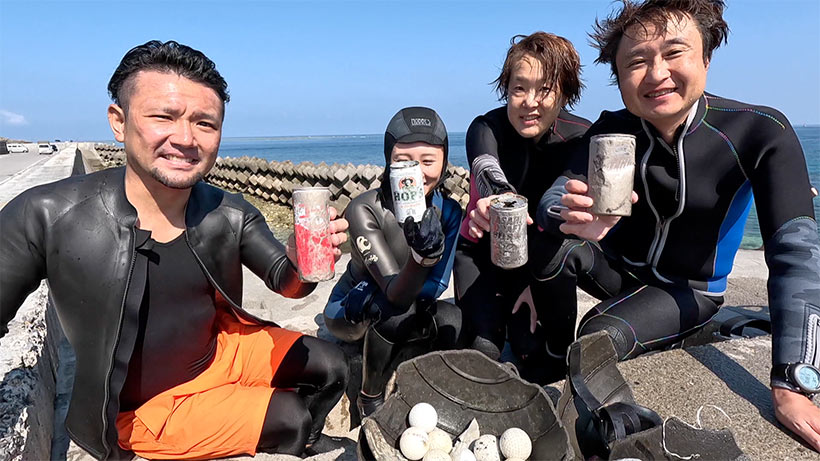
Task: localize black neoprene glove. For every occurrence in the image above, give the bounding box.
[403,206,445,260]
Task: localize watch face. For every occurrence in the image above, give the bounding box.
[795,364,820,392]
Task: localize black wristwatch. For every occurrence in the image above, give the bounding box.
[771,363,820,395]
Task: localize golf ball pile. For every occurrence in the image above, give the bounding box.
[397,403,533,460]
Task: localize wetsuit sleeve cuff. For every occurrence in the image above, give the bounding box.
[271,255,317,298]
[411,249,441,268]
[536,176,571,236]
[771,378,801,393]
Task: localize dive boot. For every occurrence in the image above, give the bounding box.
[358,327,396,418]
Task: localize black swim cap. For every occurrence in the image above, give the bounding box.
[383,106,448,162]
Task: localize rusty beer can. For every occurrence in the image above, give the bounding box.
[489,194,528,269]
[390,160,426,223]
[292,187,335,282]
[588,134,636,216]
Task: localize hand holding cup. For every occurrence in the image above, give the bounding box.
[559,180,638,241]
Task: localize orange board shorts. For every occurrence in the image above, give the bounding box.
[116,309,303,460]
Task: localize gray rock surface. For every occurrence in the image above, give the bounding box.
[0,283,55,461]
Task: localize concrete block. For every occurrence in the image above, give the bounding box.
[334,195,351,211]
[0,282,55,461]
[329,183,343,199]
[342,181,358,196]
[333,169,349,185]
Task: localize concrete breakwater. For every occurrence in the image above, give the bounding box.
[95,144,472,211]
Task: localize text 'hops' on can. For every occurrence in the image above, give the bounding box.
[587,134,636,216]
[292,187,335,282]
[390,160,426,224]
[489,194,528,269]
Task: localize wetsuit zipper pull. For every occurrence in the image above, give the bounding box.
[672,144,681,202]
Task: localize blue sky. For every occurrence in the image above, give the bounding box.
[1,0,818,141]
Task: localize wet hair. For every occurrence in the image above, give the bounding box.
[107,40,229,114]
[493,32,583,109]
[590,0,729,83]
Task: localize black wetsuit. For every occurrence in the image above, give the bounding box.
[453,106,591,383]
[325,189,462,343]
[536,93,820,365]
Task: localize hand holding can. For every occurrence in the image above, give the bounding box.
[490,194,528,269]
[292,187,335,282]
[587,134,636,216]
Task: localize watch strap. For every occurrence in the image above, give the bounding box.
[771,363,800,392]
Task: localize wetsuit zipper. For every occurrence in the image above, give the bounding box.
[100,227,137,457]
[640,128,688,283]
[638,102,698,282]
[672,144,681,202]
[639,123,662,265]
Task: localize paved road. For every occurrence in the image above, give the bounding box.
[0,144,77,208]
[0,151,51,184]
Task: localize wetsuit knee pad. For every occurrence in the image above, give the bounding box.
[579,318,635,360]
[471,336,502,361]
[432,301,465,349]
[323,281,378,342]
[530,237,589,281]
[323,309,370,343]
[259,390,312,455]
[370,294,424,344]
[508,306,547,359]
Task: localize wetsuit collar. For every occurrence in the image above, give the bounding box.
[640,96,703,146]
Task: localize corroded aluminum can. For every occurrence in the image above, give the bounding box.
[489,194,528,269]
[390,160,426,223]
[588,134,636,216]
[292,187,335,282]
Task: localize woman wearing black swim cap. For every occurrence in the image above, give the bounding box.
[323,107,466,417]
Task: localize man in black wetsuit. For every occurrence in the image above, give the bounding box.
[536,0,820,450]
[453,32,592,384]
[0,41,350,459]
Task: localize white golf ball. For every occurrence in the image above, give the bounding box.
[399,427,430,460]
[499,427,532,460]
[427,428,453,453]
[408,402,438,432]
[422,449,451,461]
[454,449,477,461]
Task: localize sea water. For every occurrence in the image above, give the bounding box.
[218,126,820,249]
